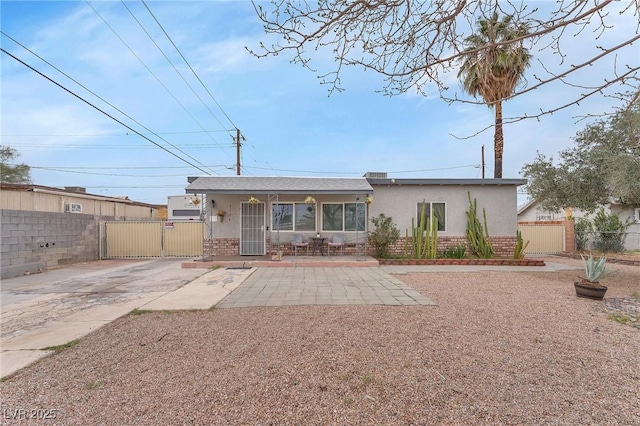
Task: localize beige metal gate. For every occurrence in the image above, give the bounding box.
[517,223,565,254]
[100,221,204,258]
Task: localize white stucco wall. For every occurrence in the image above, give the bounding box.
[368,184,520,236]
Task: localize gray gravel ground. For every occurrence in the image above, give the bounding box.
[1,258,639,425]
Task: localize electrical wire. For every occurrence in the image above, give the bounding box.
[1,47,212,174]
[84,1,224,173]
[141,0,238,130]
[120,0,231,133]
[1,31,217,174]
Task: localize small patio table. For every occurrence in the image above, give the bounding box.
[311,237,327,256]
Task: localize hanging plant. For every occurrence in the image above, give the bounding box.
[249,196,260,204]
[304,195,316,204]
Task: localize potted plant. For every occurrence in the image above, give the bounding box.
[574,254,616,300]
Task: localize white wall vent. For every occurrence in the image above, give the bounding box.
[65,202,82,213]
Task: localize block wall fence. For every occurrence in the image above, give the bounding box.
[0,209,141,279]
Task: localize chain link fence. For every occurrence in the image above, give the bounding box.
[576,230,640,252]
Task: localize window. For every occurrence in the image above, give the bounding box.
[635,208,640,223]
[416,202,446,231]
[271,203,316,231]
[322,203,366,232]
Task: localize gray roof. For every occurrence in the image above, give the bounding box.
[367,178,526,186]
[186,176,373,195]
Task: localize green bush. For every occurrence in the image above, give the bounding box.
[592,208,632,253]
[370,214,400,258]
[574,217,592,251]
[442,245,466,259]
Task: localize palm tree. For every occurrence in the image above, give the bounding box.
[458,13,531,178]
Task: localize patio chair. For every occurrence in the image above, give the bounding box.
[327,234,345,256]
[290,234,309,256]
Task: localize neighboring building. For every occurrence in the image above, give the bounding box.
[185,174,526,257]
[167,195,204,221]
[0,183,164,278]
[1,183,163,218]
[517,199,640,251]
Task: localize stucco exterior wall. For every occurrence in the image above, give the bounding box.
[207,193,369,241]
[368,184,520,237]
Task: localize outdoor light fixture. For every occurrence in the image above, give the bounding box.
[364,195,373,204]
[304,195,316,204]
[249,196,260,204]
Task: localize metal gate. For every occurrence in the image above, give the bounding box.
[240,202,265,255]
[100,221,204,258]
[517,223,565,254]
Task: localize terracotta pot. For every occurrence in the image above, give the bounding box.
[574,281,608,300]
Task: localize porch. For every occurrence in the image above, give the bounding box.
[182,254,379,269]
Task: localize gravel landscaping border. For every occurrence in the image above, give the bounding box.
[1,258,638,425]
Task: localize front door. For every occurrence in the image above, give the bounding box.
[240,202,266,255]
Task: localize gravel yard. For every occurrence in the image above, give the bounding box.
[1,258,639,425]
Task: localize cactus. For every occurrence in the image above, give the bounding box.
[407,200,438,259]
[513,230,529,259]
[465,191,495,258]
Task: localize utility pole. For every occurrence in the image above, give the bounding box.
[235,128,244,175]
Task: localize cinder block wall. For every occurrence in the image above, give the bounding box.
[1,209,101,279]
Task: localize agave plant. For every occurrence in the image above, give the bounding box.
[580,254,616,285]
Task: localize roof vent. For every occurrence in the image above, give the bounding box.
[364,172,388,179]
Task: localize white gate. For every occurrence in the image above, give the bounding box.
[517,222,566,254]
[240,202,265,255]
[100,221,204,258]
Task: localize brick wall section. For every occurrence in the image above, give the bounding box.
[206,235,518,258]
[385,236,517,258]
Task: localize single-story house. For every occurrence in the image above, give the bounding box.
[185,173,526,257]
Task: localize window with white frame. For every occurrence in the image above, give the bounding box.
[322,202,366,232]
[271,203,316,231]
[416,202,446,231]
[635,207,640,223]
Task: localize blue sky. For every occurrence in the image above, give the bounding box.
[1,1,637,205]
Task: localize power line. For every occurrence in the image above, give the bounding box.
[0,47,212,174]
[25,165,231,170]
[120,0,231,134]
[1,31,216,174]
[84,1,222,173]
[28,165,231,177]
[241,164,480,175]
[1,130,234,137]
[141,0,238,130]
[7,142,235,149]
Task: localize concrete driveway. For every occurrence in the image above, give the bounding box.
[1,259,213,378]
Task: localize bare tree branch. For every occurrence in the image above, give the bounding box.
[248,0,640,117]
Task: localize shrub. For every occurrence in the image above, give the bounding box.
[592,208,632,253]
[574,217,592,251]
[370,214,400,258]
[442,244,466,259]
